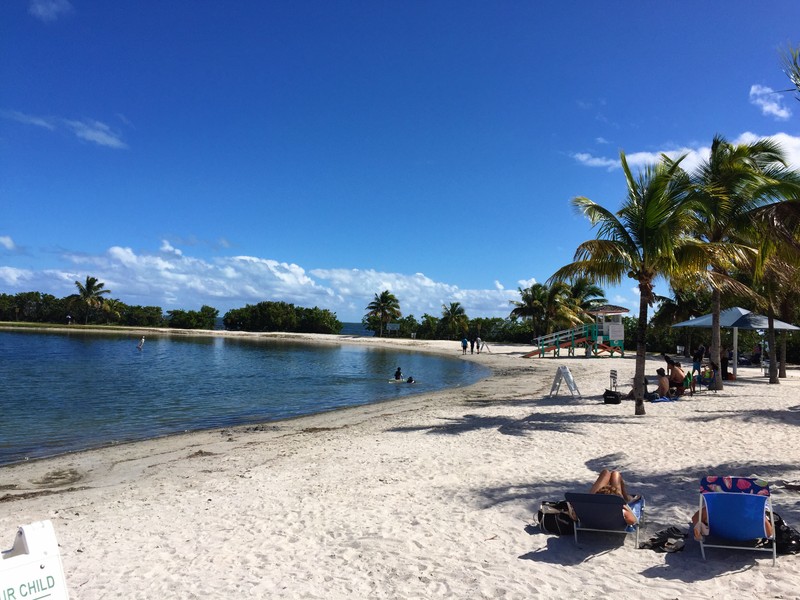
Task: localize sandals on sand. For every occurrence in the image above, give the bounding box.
[640,527,688,553]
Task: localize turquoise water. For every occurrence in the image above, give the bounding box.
[0,331,488,466]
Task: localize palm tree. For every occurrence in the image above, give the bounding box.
[441,302,468,339]
[510,282,586,340]
[781,44,800,98]
[509,283,548,338]
[566,277,607,322]
[685,135,800,388]
[75,276,111,325]
[365,290,401,337]
[551,152,692,415]
[102,298,124,324]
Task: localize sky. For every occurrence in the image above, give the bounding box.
[2,1,799,323]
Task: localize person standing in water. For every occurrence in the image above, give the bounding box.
[394,367,402,380]
[137,336,145,350]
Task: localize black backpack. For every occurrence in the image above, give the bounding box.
[536,501,575,535]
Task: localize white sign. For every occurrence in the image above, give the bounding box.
[608,323,624,340]
[548,366,581,398]
[1,521,70,600]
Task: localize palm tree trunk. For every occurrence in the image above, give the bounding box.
[711,288,724,390]
[633,293,648,416]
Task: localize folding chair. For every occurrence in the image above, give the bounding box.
[564,492,645,546]
[697,476,776,565]
[609,370,618,391]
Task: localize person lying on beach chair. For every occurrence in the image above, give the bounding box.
[585,469,640,526]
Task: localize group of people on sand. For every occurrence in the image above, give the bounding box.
[654,345,718,399]
[461,336,482,355]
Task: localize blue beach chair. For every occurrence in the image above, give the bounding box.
[697,476,776,565]
[564,492,645,546]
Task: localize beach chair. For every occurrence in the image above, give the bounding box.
[564,492,645,546]
[696,367,717,393]
[697,476,776,565]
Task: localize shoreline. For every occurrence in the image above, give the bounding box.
[3,335,800,597]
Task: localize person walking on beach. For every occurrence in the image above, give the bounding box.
[476,336,482,354]
[461,337,468,355]
[470,338,475,354]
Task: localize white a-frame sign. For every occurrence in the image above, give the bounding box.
[548,365,581,398]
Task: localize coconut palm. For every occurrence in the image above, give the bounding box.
[74,276,111,325]
[551,151,692,415]
[566,277,607,321]
[510,282,585,339]
[781,44,800,98]
[684,135,800,388]
[441,302,468,339]
[365,290,401,337]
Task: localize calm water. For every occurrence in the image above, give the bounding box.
[0,331,488,466]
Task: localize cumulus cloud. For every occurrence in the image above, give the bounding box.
[573,132,800,174]
[28,0,73,23]
[2,110,127,149]
[749,84,792,120]
[0,236,16,251]
[0,242,525,321]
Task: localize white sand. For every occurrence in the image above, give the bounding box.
[2,333,800,599]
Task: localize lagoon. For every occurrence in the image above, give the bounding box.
[0,331,488,466]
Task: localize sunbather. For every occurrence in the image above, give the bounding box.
[691,504,774,541]
[589,469,639,525]
[656,368,670,397]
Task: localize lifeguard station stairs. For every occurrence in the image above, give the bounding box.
[523,323,624,358]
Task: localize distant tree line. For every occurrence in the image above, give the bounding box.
[222,301,342,334]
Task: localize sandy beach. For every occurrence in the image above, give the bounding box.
[2,333,799,599]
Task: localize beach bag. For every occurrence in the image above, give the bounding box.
[774,513,800,555]
[603,389,622,404]
[536,500,575,535]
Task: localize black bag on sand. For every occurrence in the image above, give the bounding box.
[536,501,575,536]
[773,513,800,555]
[603,389,622,404]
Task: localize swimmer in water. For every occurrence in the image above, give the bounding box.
[137,336,145,350]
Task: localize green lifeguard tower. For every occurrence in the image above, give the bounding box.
[524,304,629,358]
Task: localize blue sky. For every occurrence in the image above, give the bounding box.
[2,1,799,323]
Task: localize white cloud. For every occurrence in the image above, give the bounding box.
[517,277,537,288]
[0,236,16,251]
[1,110,55,130]
[595,137,611,145]
[160,240,183,256]
[573,152,619,170]
[749,84,792,120]
[28,0,73,23]
[573,132,800,174]
[0,244,524,321]
[64,119,127,149]
[2,111,128,149]
[0,266,32,285]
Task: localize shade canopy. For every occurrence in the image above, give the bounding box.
[672,307,799,331]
